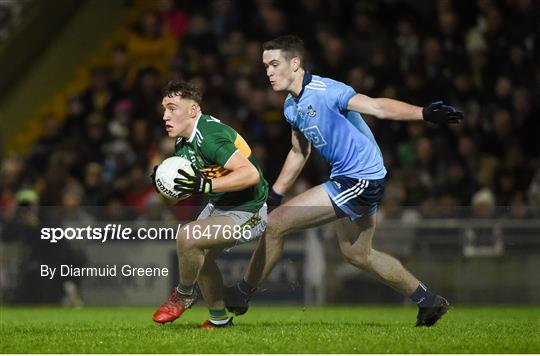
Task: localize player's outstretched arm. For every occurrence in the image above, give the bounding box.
[272,129,311,197]
[347,94,463,124]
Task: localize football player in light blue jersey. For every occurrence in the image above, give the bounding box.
[226,35,463,326]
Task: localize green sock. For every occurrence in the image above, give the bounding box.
[177,283,194,295]
[209,309,230,325]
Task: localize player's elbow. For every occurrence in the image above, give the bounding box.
[291,143,311,159]
[373,98,402,119]
[296,146,311,164]
[303,144,311,159]
[245,165,260,187]
[250,174,261,186]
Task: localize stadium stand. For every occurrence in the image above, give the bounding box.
[1,0,539,304]
[2,0,538,217]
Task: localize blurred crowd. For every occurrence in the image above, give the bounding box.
[0,0,30,41]
[1,0,540,227]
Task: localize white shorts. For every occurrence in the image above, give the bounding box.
[197,203,267,245]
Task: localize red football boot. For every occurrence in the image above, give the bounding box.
[153,288,198,323]
[198,317,234,329]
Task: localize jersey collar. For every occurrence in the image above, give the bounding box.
[293,71,312,100]
[187,113,202,143]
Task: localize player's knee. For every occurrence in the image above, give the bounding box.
[176,229,194,250]
[342,248,371,270]
[265,223,284,241]
[267,208,292,237]
[353,254,371,270]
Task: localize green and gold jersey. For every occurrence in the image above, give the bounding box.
[174,113,268,212]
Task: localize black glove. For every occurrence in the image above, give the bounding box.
[173,166,212,194]
[422,101,464,125]
[267,188,283,211]
[150,165,159,192]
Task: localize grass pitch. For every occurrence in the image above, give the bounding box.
[1,306,539,353]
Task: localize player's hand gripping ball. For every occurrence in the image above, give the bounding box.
[154,156,195,202]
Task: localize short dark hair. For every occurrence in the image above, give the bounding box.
[162,80,202,104]
[263,35,306,66]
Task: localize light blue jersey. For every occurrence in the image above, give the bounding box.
[283,73,387,179]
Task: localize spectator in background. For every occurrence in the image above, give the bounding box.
[129,119,153,166]
[80,113,109,166]
[379,178,409,221]
[421,37,447,98]
[348,7,385,69]
[0,0,22,41]
[461,135,497,190]
[448,70,480,108]
[319,35,348,81]
[481,108,513,157]
[59,185,94,224]
[108,99,133,141]
[34,153,77,206]
[26,115,61,175]
[221,31,247,74]
[504,43,534,88]
[1,156,26,209]
[395,18,420,73]
[60,96,86,139]
[181,13,218,56]
[198,53,226,99]
[127,10,176,79]
[407,137,439,205]
[236,40,267,84]
[99,193,136,222]
[2,189,86,304]
[109,44,130,91]
[257,3,287,39]
[157,0,189,40]
[123,165,154,215]
[527,167,540,216]
[82,162,109,207]
[210,0,239,40]
[509,191,531,219]
[102,140,135,190]
[136,194,173,224]
[80,67,120,118]
[437,9,464,58]
[440,160,478,206]
[513,89,539,157]
[131,66,162,126]
[471,187,496,219]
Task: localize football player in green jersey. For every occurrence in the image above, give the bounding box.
[152,80,268,328]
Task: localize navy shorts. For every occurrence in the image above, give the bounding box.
[323,176,386,221]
